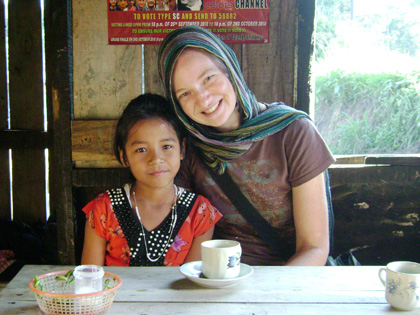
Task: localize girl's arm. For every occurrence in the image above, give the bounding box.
[183,226,215,263]
[81,220,107,266]
[286,172,330,266]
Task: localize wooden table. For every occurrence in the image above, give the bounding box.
[0,264,418,314]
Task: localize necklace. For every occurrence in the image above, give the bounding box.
[132,185,179,262]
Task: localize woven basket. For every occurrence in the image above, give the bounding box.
[28,270,122,315]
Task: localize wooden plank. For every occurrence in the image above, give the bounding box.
[334,155,366,164]
[8,0,46,223]
[0,301,402,315]
[8,265,385,294]
[0,130,51,149]
[2,265,410,314]
[329,164,420,185]
[72,168,130,188]
[8,1,43,129]
[75,160,122,168]
[296,0,316,113]
[0,0,10,221]
[144,45,165,94]
[0,0,6,125]
[11,148,46,223]
[72,120,117,162]
[72,0,143,119]
[44,0,75,265]
[365,155,420,165]
[0,148,10,221]
[241,0,297,106]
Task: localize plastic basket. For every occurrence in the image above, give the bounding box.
[28,270,122,315]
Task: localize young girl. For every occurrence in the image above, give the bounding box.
[81,93,222,266]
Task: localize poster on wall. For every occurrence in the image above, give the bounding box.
[108,0,270,45]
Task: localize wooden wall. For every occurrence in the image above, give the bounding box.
[1,1,418,266]
[0,1,47,223]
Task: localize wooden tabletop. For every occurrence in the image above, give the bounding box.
[0,264,418,314]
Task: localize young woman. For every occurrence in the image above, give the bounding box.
[81,93,222,266]
[158,26,336,266]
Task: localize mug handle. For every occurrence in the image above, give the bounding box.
[378,268,387,286]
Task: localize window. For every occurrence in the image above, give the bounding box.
[314,0,420,155]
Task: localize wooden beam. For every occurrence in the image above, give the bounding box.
[365,155,420,166]
[72,120,117,163]
[0,130,51,149]
[8,0,46,224]
[0,0,10,220]
[296,0,316,113]
[45,0,74,264]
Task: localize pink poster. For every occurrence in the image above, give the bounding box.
[108,0,270,45]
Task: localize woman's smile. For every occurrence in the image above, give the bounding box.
[203,100,221,115]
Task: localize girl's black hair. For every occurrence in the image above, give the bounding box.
[114,93,187,166]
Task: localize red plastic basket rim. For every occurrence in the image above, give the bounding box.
[28,270,122,298]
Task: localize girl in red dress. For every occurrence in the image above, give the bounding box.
[81,93,222,266]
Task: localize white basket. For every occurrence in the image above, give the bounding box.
[28,270,122,315]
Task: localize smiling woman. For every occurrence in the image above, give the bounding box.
[158,26,336,266]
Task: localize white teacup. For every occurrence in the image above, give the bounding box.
[201,239,242,279]
[378,261,420,311]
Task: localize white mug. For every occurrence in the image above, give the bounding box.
[201,239,242,279]
[378,261,420,311]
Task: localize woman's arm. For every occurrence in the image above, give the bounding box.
[183,226,215,263]
[285,172,330,266]
[81,220,107,266]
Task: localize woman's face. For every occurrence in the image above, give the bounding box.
[172,49,240,132]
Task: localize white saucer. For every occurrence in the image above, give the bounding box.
[179,261,253,288]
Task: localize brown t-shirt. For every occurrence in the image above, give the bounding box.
[176,118,336,265]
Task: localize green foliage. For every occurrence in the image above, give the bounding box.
[315,0,420,61]
[386,17,420,56]
[315,0,351,62]
[315,71,420,154]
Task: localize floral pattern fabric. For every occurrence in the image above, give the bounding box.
[82,187,222,266]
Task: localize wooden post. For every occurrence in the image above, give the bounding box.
[44,0,75,264]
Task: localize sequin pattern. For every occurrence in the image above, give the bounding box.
[108,187,196,266]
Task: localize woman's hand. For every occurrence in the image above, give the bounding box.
[286,172,330,266]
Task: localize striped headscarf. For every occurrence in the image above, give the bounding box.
[158,26,310,174]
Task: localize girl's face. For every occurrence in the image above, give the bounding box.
[172,49,240,132]
[138,0,146,7]
[110,0,117,6]
[121,118,184,190]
